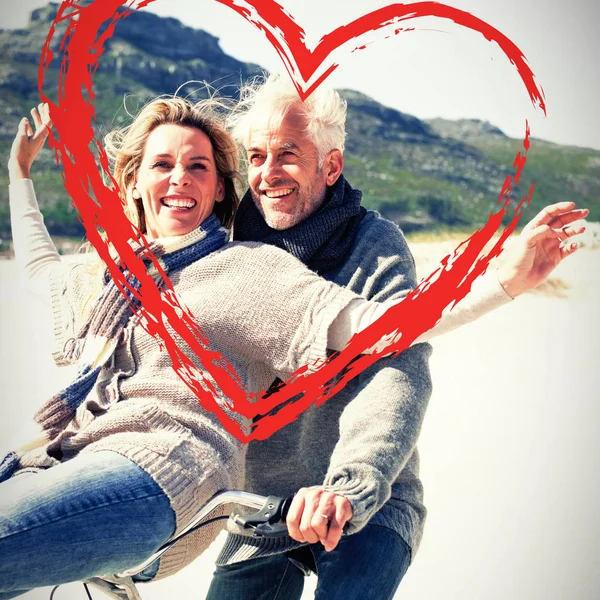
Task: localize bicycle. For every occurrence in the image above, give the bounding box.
[50,491,292,600]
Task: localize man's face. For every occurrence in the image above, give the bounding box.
[246,106,330,230]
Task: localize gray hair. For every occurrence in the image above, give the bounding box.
[230,72,347,165]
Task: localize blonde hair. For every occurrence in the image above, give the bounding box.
[229,72,347,165]
[105,96,240,230]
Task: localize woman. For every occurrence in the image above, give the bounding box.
[0,97,584,598]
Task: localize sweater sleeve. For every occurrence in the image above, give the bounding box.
[204,243,360,379]
[328,269,513,352]
[9,178,61,304]
[9,179,99,366]
[318,220,434,534]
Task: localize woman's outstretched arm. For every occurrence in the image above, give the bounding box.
[329,202,588,352]
[8,104,61,300]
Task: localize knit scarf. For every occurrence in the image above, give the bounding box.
[0,214,229,482]
[233,174,366,274]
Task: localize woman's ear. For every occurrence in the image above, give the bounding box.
[215,177,225,203]
[132,186,142,200]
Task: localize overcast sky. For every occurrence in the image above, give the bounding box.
[2,0,599,150]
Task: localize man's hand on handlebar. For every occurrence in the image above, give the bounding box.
[286,488,353,552]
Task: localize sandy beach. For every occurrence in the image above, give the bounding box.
[1,241,598,600]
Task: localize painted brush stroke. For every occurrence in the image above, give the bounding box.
[36,0,544,441]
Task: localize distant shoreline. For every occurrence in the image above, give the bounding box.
[2,221,598,260]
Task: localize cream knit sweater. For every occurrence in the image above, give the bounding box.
[9,180,358,579]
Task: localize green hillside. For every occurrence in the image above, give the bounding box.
[1,2,598,244]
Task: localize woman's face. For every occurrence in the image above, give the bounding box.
[135,124,224,239]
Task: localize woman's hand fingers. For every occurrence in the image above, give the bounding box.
[8,105,52,181]
[522,203,589,237]
[522,202,574,233]
[18,117,27,136]
[548,208,589,229]
[29,104,52,139]
[562,223,586,239]
[31,106,43,131]
[560,241,579,258]
[524,221,586,251]
[40,103,53,129]
[522,224,558,248]
[18,117,34,138]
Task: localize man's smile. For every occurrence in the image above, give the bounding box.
[261,188,295,200]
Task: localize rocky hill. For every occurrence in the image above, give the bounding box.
[1,2,598,243]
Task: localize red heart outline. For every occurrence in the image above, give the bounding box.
[215,0,546,113]
[37,0,541,442]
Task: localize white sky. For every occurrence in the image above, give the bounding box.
[2,0,599,150]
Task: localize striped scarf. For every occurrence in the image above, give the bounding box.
[0,214,229,482]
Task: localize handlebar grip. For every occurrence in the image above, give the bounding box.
[280,495,293,521]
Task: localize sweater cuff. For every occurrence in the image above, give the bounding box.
[493,267,517,300]
[492,268,516,302]
[319,464,392,534]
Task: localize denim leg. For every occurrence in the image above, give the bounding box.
[310,523,411,600]
[0,451,176,599]
[206,553,305,600]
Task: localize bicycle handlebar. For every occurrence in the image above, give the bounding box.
[117,490,292,577]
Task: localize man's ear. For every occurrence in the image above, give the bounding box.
[324,149,344,186]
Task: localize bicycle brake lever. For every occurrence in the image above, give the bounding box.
[252,522,290,537]
[232,495,293,537]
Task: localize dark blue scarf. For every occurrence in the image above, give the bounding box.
[233,175,366,274]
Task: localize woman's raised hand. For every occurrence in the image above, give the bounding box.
[8,103,52,182]
[496,201,589,298]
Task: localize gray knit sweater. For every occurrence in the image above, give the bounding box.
[218,211,434,565]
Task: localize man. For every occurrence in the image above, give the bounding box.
[206,73,586,600]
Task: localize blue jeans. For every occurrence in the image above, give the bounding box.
[0,451,176,600]
[206,523,411,600]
